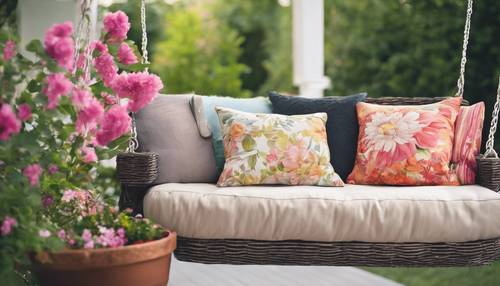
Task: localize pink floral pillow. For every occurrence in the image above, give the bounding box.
[450,103,485,184]
[347,97,462,185]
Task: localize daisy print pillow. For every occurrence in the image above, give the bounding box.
[216,107,344,187]
[347,97,462,185]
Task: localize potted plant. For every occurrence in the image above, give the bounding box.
[0,10,175,286]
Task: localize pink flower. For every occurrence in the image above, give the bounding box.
[44,22,74,70]
[84,240,95,249]
[0,104,21,141]
[1,216,17,236]
[44,73,72,109]
[17,104,32,121]
[101,92,118,105]
[96,227,126,248]
[266,148,279,168]
[94,52,118,87]
[3,40,16,61]
[57,229,66,240]
[112,71,163,112]
[81,146,98,163]
[75,96,104,134]
[39,229,51,238]
[71,88,92,109]
[61,189,77,202]
[82,229,93,242]
[118,43,137,65]
[23,164,42,186]
[91,40,108,54]
[96,105,131,146]
[103,11,130,43]
[42,195,54,208]
[48,164,59,174]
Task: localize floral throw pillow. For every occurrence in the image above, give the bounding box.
[216,107,344,187]
[451,103,485,184]
[347,97,462,185]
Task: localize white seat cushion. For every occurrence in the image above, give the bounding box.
[144,184,500,243]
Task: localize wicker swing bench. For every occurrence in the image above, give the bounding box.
[116,0,500,267]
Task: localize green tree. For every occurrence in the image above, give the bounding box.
[152,4,250,97]
[323,0,500,146]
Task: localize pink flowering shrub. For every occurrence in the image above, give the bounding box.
[0,10,165,279]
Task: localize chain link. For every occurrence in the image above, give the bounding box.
[484,76,500,158]
[73,0,94,84]
[126,0,150,153]
[454,0,473,98]
[128,113,139,152]
[140,0,149,65]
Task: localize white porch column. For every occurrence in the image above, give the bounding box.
[18,0,98,57]
[292,0,330,98]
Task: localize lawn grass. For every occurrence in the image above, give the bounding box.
[365,261,500,286]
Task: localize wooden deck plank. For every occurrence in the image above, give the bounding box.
[169,257,404,286]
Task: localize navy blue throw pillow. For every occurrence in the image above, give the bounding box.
[268,91,367,181]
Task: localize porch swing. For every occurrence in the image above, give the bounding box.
[116,0,500,267]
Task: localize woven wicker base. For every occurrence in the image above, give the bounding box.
[174,237,500,267]
[117,152,159,186]
[477,157,500,192]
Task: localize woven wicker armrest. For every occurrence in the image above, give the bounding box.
[116,152,160,214]
[477,156,500,192]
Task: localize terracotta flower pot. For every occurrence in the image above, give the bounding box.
[32,231,177,286]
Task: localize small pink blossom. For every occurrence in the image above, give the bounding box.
[94,52,118,87]
[3,40,16,61]
[23,163,42,186]
[44,22,74,70]
[57,229,66,239]
[1,216,17,236]
[48,164,59,174]
[118,43,137,65]
[103,11,130,43]
[82,229,92,242]
[61,189,77,202]
[42,194,54,208]
[96,105,131,146]
[101,92,118,105]
[44,73,72,109]
[39,229,51,238]
[112,71,163,112]
[81,146,98,163]
[84,240,95,249]
[0,104,21,141]
[71,88,92,109]
[17,104,32,121]
[75,97,104,134]
[96,227,126,248]
[91,40,108,54]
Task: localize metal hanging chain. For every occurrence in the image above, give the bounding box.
[483,76,500,158]
[127,0,149,152]
[140,0,149,65]
[73,0,93,76]
[454,0,473,98]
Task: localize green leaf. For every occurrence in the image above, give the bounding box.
[248,154,257,170]
[25,39,44,56]
[242,135,255,152]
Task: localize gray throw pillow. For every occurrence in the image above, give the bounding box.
[135,94,217,184]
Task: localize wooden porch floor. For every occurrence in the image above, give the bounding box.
[169,257,404,286]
